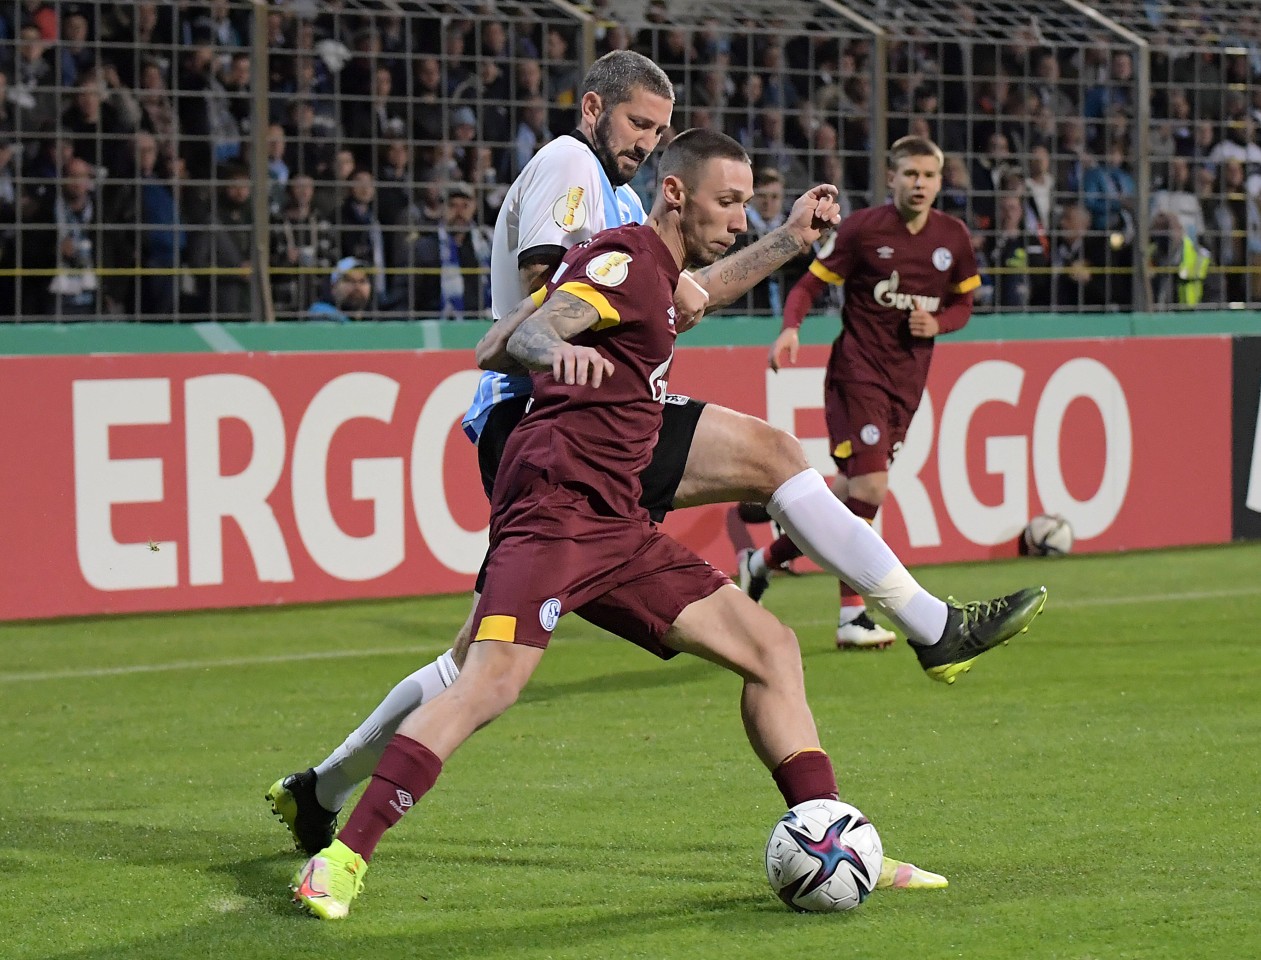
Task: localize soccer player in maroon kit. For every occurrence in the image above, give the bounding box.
[742,136,982,650]
[289,130,851,920]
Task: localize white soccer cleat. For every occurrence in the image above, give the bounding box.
[835,612,896,650]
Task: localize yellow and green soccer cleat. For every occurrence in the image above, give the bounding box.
[913,586,1048,684]
[291,839,367,920]
[876,856,949,890]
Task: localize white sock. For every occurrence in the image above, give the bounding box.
[766,469,948,644]
[748,548,769,578]
[837,605,866,627]
[313,649,460,812]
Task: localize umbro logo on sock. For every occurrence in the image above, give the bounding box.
[389,789,415,815]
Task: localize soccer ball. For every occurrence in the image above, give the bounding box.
[1022,514,1074,556]
[765,799,883,912]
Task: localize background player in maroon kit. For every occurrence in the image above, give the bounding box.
[289,130,851,920]
[744,136,981,649]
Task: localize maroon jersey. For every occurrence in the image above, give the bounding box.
[810,204,979,405]
[495,223,680,522]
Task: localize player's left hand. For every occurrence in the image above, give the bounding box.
[672,271,709,333]
[908,308,940,338]
[785,184,842,250]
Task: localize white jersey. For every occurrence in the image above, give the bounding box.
[463,133,647,442]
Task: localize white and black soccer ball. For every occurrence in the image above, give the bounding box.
[765,799,883,912]
[1022,513,1074,556]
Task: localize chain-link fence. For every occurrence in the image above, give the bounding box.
[0,0,1258,321]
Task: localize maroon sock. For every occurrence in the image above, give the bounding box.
[336,735,443,861]
[765,531,803,568]
[772,749,839,808]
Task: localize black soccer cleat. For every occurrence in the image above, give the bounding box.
[266,768,339,856]
[737,548,771,604]
[912,586,1048,684]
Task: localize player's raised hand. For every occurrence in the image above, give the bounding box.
[785,184,842,249]
[672,270,710,333]
[769,327,800,372]
[552,344,615,387]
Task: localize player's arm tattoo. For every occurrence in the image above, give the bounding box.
[475,294,539,372]
[692,229,805,307]
[507,291,599,370]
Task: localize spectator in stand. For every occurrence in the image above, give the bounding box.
[345,65,407,169]
[61,69,134,177]
[188,161,253,319]
[513,97,550,177]
[309,255,371,321]
[1149,210,1211,307]
[1031,49,1076,118]
[271,174,335,317]
[544,27,581,135]
[219,51,252,132]
[969,131,1015,232]
[133,132,186,318]
[986,190,1050,309]
[759,40,800,111]
[1207,119,1261,197]
[1207,158,1250,302]
[194,0,245,54]
[265,123,291,214]
[1056,117,1089,194]
[939,155,972,223]
[284,98,337,183]
[1191,120,1219,171]
[375,138,413,225]
[1083,141,1136,236]
[9,27,58,133]
[411,57,443,146]
[395,181,491,319]
[742,109,810,193]
[338,168,389,307]
[1053,202,1109,308]
[452,58,511,146]
[1165,89,1195,158]
[514,58,547,104]
[1026,145,1056,235]
[1084,49,1134,147]
[136,59,178,162]
[177,44,242,196]
[25,156,103,318]
[56,10,94,88]
[1151,157,1206,242]
[460,145,508,225]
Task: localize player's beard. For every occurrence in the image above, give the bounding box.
[593,112,645,187]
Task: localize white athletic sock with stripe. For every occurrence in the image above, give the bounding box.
[313,649,460,812]
[765,469,948,645]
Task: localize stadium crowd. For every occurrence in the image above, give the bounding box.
[1,0,1260,320]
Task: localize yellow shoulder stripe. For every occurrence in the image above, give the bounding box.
[530,286,548,307]
[557,281,621,330]
[809,260,845,286]
[951,274,981,294]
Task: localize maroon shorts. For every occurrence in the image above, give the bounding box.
[824,376,917,477]
[473,467,731,658]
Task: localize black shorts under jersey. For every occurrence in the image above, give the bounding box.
[476,393,707,523]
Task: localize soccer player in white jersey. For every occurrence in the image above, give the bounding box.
[268,52,1046,890]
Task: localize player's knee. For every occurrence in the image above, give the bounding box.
[750,622,805,687]
[747,424,809,501]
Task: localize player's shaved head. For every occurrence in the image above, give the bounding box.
[657,128,750,189]
[887,135,944,170]
[583,50,675,109]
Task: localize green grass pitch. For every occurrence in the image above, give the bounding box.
[3,543,1259,959]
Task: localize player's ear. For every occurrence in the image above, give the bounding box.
[659,173,687,210]
[580,91,604,126]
